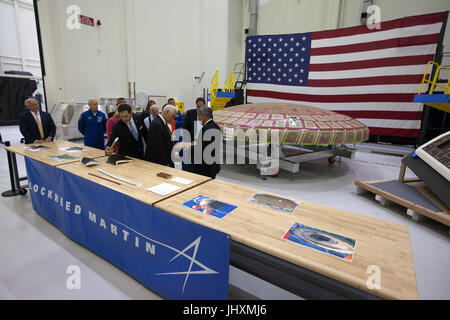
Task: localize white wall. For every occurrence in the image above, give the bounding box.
[37,0,245,111]
[243,0,343,35]
[227,0,246,77]
[132,0,203,107]
[132,0,244,110]
[38,0,128,109]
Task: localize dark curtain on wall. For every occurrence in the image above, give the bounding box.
[0,76,37,126]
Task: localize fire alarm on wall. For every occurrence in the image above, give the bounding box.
[97,20,101,26]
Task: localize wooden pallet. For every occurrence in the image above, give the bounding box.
[355,163,450,230]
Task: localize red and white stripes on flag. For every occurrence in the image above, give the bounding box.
[246,11,448,138]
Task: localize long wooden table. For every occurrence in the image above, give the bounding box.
[4,140,419,299]
[3,141,107,196]
[5,140,106,167]
[155,179,418,300]
[59,157,211,206]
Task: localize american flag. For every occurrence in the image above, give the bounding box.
[246,11,448,138]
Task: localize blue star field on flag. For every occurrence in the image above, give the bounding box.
[246,32,312,87]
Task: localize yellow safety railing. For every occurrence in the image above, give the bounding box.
[418,61,450,95]
[210,70,219,108]
[224,71,236,92]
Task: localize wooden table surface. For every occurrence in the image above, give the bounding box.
[58,157,211,206]
[5,141,106,167]
[155,179,418,300]
[10,141,418,299]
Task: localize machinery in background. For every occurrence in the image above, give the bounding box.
[356,130,450,232]
[149,96,168,110]
[50,95,168,141]
[99,98,133,114]
[50,103,109,141]
[413,131,450,206]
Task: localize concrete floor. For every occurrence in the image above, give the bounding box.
[0,125,449,300]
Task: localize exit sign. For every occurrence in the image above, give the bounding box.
[78,14,94,27]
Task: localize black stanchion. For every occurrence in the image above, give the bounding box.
[1,141,28,197]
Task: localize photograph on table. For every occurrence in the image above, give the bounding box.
[59,146,86,152]
[183,195,237,219]
[248,193,300,214]
[49,154,80,162]
[283,222,356,262]
[25,145,50,152]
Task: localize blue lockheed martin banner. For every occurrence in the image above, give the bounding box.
[25,157,230,300]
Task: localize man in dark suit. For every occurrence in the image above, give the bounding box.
[192,106,221,179]
[142,103,159,144]
[105,104,145,159]
[182,97,206,172]
[146,104,177,167]
[140,100,156,129]
[19,98,56,144]
[183,97,206,142]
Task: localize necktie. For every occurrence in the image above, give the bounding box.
[35,112,45,140]
[129,121,138,141]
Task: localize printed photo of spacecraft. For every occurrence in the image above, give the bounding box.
[283,222,356,262]
[183,195,238,219]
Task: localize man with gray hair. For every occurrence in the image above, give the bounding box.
[192,106,221,179]
[19,98,56,144]
[78,98,107,150]
[144,104,159,130]
[145,103,177,167]
[143,104,159,144]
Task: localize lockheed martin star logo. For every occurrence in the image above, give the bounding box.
[110,219,218,294]
[155,236,218,294]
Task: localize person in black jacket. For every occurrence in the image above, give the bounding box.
[146,104,178,167]
[142,103,159,144]
[105,104,145,159]
[19,98,56,144]
[192,106,221,179]
[182,97,206,172]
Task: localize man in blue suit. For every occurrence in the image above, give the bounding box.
[78,98,107,150]
[19,98,56,144]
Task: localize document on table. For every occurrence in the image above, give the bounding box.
[59,147,86,152]
[170,177,193,185]
[147,183,181,196]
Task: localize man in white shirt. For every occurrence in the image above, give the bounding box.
[144,105,160,130]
